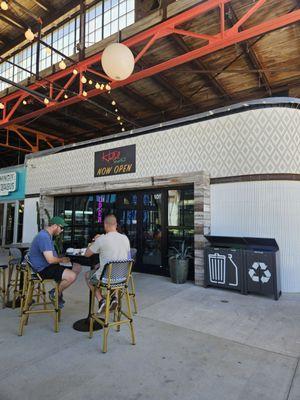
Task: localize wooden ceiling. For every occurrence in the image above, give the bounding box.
[0,0,300,167]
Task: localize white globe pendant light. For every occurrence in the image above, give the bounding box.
[101,43,134,81]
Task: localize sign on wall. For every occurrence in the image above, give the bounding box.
[0,172,17,196]
[94,145,136,177]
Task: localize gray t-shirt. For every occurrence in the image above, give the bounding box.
[89,231,130,277]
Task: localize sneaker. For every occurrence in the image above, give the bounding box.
[48,288,64,309]
[109,296,118,312]
[97,298,106,314]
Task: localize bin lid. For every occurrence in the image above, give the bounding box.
[204,235,247,248]
[205,235,279,251]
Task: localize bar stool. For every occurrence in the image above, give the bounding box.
[89,260,136,353]
[0,249,9,308]
[6,247,22,307]
[129,248,138,314]
[18,260,61,336]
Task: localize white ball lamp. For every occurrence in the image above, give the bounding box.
[101,43,134,81]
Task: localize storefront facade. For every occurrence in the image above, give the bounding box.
[0,165,26,245]
[23,98,300,291]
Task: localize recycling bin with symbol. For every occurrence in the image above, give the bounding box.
[244,237,281,300]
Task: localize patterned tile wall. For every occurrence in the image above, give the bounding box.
[26,107,300,194]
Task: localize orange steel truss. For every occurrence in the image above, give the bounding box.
[0,0,299,128]
[0,124,65,153]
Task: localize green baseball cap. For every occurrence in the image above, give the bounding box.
[49,216,68,227]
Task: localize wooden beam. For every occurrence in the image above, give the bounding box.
[0,13,26,30]
[119,86,162,114]
[225,3,272,96]
[171,34,231,100]
[32,0,52,12]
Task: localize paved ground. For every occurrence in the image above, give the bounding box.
[0,271,299,400]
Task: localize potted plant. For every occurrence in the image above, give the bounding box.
[168,241,193,284]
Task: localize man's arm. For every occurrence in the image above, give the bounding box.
[43,251,70,264]
[84,247,95,258]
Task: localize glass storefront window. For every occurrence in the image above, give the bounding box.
[17,201,24,243]
[5,203,15,244]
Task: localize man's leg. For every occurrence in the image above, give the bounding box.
[84,271,103,302]
[59,269,77,296]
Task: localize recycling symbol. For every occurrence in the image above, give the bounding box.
[248,262,271,284]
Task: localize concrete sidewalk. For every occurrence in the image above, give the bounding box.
[0,272,299,400]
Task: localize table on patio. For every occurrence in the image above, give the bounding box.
[68,251,102,332]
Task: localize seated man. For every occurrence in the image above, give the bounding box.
[28,216,81,308]
[85,214,130,314]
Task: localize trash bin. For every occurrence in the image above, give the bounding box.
[204,236,281,300]
[244,237,281,300]
[204,236,246,294]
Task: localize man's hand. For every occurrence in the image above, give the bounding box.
[93,234,101,241]
[60,256,70,264]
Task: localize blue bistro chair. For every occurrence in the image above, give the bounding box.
[0,249,10,308]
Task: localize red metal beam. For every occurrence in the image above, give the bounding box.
[0,124,65,153]
[0,0,299,128]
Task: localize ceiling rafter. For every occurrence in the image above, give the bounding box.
[119,86,162,114]
[225,3,272,96]
[32,0,53,12]
[0,12,27,31]
[171,34,231,100]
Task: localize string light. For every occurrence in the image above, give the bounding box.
[117,116,121,121]
[95,82,100,89]
[59,60,66,70]
[82,90,87,97]
[88,79,93,85]
[120,122,123,125]
[121,128,125,132]
[44,98,49,105]
[81,75,87,84]
[64,94,68,99]
[22,100,27,105]
[46,47,52,56]
[0,102,4,110]
[111,100,116,106]
[105,83,111,91]
[0,1,8,10]
[114,108,118,112]
[73,69,78,75]
[100,84,105,90]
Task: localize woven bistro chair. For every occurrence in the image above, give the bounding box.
[0,250,9,308]
[6,247,22,307]
[89,259,135,353]
[18,257,61,336]
[129,248,138,314]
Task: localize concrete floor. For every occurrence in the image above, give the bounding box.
[0,271,300,400]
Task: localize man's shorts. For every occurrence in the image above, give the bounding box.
[38,264,67,282]
[88,264,103,286]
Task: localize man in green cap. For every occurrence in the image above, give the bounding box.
[28,216,81,308]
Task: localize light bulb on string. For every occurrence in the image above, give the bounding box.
[105,83,111,91]
[46,47,52,56]
[95,82,100,89]
[22,100,27,105]
[111,100,116,106]
[25,28,35,41]
[82,90,87,97]
[59,60,66,70]
[117,116,121,121]
[100,84,105,90]
[0,1,9,11]
[44,98,50,105]
[0,102,4,110]
[81,75,87,84]
[121,128,125,132]
[73,69,78,75]
[88,79,93,85]
[120,122,123,125]
[64,94,68,99]
[115,108,118,112]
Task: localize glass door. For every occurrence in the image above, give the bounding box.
[5,202,16,245]
[0,203,4,245]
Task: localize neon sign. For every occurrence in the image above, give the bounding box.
[96,195,104,223]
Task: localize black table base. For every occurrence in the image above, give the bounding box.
[73,317,103,332]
